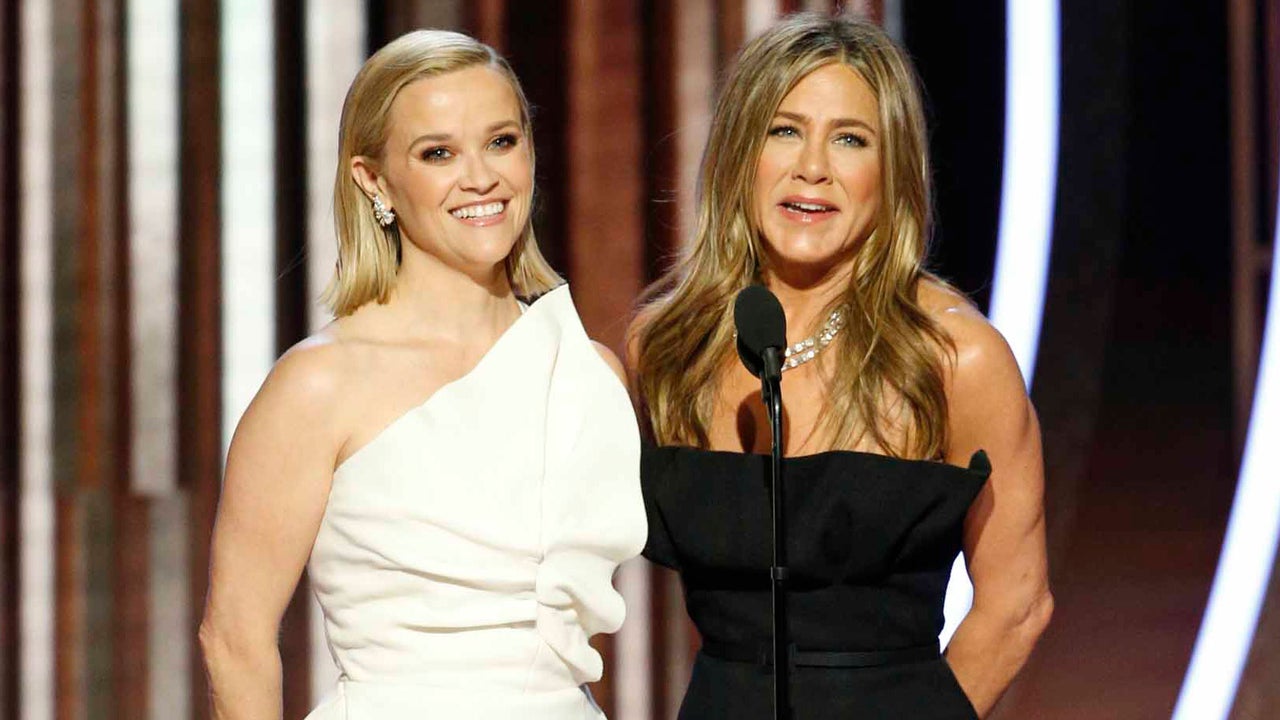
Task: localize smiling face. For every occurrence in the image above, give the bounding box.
[354,64,533,278]
[752,63,882,278]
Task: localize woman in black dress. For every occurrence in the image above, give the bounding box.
[628,14,1052,719]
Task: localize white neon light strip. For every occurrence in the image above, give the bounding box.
[941,0,1060,648]
[20,1,55,718]
[220,0,276,454]
[305,0,365,702]
[988,0,1060,382]
[1171,181,1280,720]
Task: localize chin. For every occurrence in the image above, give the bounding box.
[766,240,849,268]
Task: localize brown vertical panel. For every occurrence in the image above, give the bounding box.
[1228,0,1262,450]
[180,1,222,718]
[641,0,676,704]
[379,0,460,39]
[110,0,150,716]
[1268,0,1279,230]
[366,0,388,53]
[54,499,83,720]
[641,0,680,280]
[275,0,313,714]
[716,0,745,70]
[566,0,645,354]
[565,1,645,714]
[640,2,715,712]
[504,1,569,275]
[0,0,22,713]
[464,0,506,51]
[51,0,87,715]
[84,0,133,713]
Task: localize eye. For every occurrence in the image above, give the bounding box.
[767,124,800,139]
[834,132,869,148]
[488,133,520,151]
[420,146,453,162]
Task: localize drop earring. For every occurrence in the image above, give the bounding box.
[372,195,396,227]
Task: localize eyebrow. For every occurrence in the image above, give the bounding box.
[774,110,877,134]
[408,119,522,146]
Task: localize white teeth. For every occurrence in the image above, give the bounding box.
[450,201,505,220]
[786,201,831,212]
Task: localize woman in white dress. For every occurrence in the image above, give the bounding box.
[198,30,646,719]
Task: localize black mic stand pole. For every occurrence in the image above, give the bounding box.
[761,349,789,720]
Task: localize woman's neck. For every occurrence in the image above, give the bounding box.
[362,250,517,345]
[762,260,854,340]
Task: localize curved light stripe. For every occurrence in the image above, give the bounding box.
[987,0,1060,382]
[220,0,276,454]
[1171,175,1280,720]
[941,0,1061,648]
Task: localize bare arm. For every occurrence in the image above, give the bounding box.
[938,306,1053,717]
[198,343,345,719]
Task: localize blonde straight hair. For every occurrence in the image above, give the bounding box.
[325,30,561,316]
[636,14,956,459]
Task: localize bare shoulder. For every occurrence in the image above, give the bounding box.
[918,280,1037,463]
[229,327,363,455]
[260,330,351,410]
[592,340,628,386]
[918,279,1025,390]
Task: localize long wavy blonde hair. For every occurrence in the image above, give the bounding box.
[324,30,561,316]
[636,14,956,459]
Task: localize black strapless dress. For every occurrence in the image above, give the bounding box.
[641,446,990,720]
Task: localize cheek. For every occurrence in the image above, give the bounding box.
[843,162,881,204]
[393,167,454,210]
[502,151,534,191]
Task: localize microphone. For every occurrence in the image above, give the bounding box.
[733,285,787,382]
[733,283,792,720]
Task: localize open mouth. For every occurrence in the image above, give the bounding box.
[778,199,838,222]
[449,201,507,221]
[779,200,837,214]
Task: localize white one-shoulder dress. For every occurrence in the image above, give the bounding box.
[304,285,646,719]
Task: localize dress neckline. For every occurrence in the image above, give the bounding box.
[334,285,567,475]
[645,444,991,478]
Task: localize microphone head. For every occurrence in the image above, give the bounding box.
[733,285,787,379]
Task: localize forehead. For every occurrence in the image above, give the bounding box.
[776,63,879,126]
[387,65,521,135]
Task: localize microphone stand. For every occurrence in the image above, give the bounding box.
[761,349,789,720]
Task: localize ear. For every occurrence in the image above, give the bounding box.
[350,156,388,205]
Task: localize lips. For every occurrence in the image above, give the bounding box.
[777,196,838,223]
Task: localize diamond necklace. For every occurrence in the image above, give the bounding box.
[781,306,846,371]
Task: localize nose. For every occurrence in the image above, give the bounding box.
[792,137,831,185]
[460,152,499,195]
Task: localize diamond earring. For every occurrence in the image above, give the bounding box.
[372,195,396,227]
